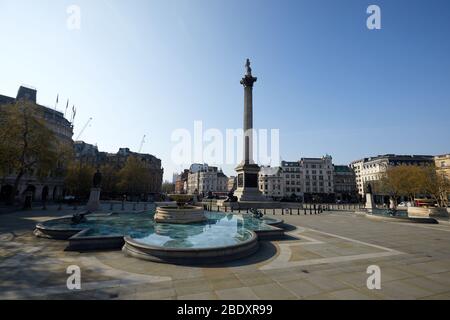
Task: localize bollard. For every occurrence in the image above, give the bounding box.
[304,207,307,215]
[273,209,275,215]
[310,205,313,215]
[225,206,228,213]
[298,208,300,215]
[110,203,114,211]
[133,203,137,211]
[290,208,292,215]
[264,208,267,215]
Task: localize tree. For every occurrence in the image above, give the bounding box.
[421,165,450,208]
[64,161,95,199]
[117,156,152,199]
[0,100,58,204]
[161,182,175,194]
[99,164,120,197]
[379,165,426,208]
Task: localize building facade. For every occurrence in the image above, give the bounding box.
[227,176,237,193]
[350,154,435,197]
[75,142,164,194]
[0,86,74,202]
[435,154,450,180]
[174,169,189,194]
[333,165,358,202]
[258,155,335,202]
[187,165,228,195]
[259,167,285,200]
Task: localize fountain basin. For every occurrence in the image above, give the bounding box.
[35,210,285,263]
[154,206,206,224]
[123,230,259,264]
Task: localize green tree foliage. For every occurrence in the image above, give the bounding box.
[64,161,95,199]
[421,166,450,207]
[379,164,450,208]
[0,100,58,203]
[117,156,152,197]
[100,164,120,197]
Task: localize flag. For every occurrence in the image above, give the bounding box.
[72,105,77,121]
[56,94,59,105]
[64,99,69,118]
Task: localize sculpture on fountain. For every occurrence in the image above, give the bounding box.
[154,194,206,224]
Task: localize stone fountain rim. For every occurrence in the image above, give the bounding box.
[123,228,258,253]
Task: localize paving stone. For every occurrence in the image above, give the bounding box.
[249,283,297,300]
[215,287,259,300]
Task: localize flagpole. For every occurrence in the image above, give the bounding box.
[64,99,69,119]
[54,94,59,122]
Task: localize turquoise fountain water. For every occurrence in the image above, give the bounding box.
[39,209,278,250]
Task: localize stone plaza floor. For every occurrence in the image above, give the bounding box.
[1,206,450,300]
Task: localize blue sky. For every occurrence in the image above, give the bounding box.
[1,0,449,181]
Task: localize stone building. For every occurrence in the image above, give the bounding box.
[174,169,189,194]
[281,156,335,202]
[187,165,228,195]
[0,86,74,202]
[227,176,237,192]
[257,156,335,202]
[333,165,358,202]
[74,142,163,195]
[350,154,434,197]
[259,167,285,200]
[435,154,450,180]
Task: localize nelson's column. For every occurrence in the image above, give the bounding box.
[234,59,266,202]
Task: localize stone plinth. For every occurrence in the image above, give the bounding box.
[365,193,375,212]
[408,207,449,218]
[86,188,101,213]
[154,206,206,224]
[235,163,267,202]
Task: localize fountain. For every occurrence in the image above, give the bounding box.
[33,61,289,264]
[154,194,206,224]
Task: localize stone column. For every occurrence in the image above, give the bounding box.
[234,59,266,203]
[242,73,257,165]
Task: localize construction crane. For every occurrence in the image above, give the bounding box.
[76,117,93,141]
[139,135,147,153]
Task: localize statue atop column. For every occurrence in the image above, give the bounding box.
[93,169,102,188]
[366,183,373,195]
[87,169,102,213]
[245,59,252,76]
[241,58,257,88]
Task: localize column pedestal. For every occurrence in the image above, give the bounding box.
[235,163,266,202]
[87,188,101,213]
[365,193,375,213]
